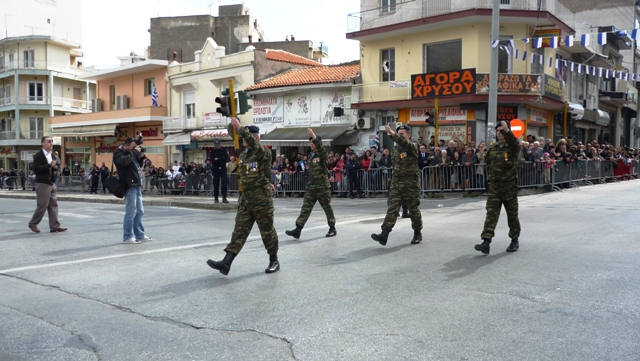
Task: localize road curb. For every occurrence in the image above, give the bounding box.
[0,193,238,210]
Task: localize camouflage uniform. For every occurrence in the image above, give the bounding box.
[224,127,278,255]
[481,129,521,241]
[294,137,336,228]
[381,133,422,232]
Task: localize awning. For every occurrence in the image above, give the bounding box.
[163,132,191,146]
[567,102,584,120]
[261,125,352,147]
[596,110,611,126]
[51,124,116,137]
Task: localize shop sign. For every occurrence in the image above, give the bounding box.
[497,106,518,121]
[411,68,476,98]
[583,109,597,123]
[139,128,159,137]
[254,97,284,123]
[284,92,311,126]
[542,74,563,101]
[437,125,466,142]
[476,74,542,94]
[191,130,230,142]
[409,107,467,122]
[203,112,223,125]
[530,108,548,123]
[96,145,118,154]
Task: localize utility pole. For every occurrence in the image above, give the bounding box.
[487,0,500,142]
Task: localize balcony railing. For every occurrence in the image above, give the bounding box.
[22,130,49,140]
[0,96,90,109]
[0,131,17,140]
[0,60,90,75]
[352,81,411,104]
[347,0,575,33]
[163,113,229,132]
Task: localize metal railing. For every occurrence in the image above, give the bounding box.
[347,0,575,33]
[163,115,229,132]
[351,81,411,104]
[0,60,90,75]
[0,96,90,108]
[3,160,635,197]
[0,131,18,140]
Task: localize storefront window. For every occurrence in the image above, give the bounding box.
[65,147,92,175]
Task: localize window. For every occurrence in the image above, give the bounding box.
[531,48,543,75]
[28,82,44,102]
[0,55,3,70]
[109,85,116,110]
[497,38,512,74]
[29,117,45,139]
[381,49,395,82]
[145,78,155,96]
[184,91,196,118]
[4,85,11,104]
[381,0,396,13]
[423,40,462,73]
[8,53,14,70]
[23,50,34,68]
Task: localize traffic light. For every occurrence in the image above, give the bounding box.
[216,94,231,117]
[425,112,435,126]
[333,107,344,117]
[237,91,252,115]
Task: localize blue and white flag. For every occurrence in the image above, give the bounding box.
[550,37,559,48]
[598,32,607,45]
[533,37,543,48]
[151,83,159,107]
[565,35,574,46]
[632,29,639,41]
[374,129,380,152]
[539,54,544,65]
[598,68,603,77]
[570,62,575,72]
[577,64,582,73]
[491,40,500,48]
[585,65,590,74]
[530,53,536,64]
[521,51,527,61]
[581,34,590,46]
[508,39,515,49]
[548,57,553,68]
[522,38,530,44]
[605,69,610,78]
[514,49,519,59]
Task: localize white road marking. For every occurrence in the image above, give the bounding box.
[0,215,386,274]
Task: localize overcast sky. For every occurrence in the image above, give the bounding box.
[81,0,361,67]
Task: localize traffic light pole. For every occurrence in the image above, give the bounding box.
[434,98,439,142]
[228,79,243,192]
[487,0,500,142]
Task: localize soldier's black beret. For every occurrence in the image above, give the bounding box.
[245,125,260,134]
[396,124,411,133]
[495,120,511,130]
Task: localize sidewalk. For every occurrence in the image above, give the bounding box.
[0,190,238,210]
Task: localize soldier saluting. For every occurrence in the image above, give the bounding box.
[371,124,423,246]
[207,118,280,275]
[285,128,337,239]
[475,120,521,255]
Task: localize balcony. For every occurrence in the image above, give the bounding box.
[352,81,411,104]
[0,60,90,77]
[163,113,229,133]
[0,131,17,140]
[0,130,50,146]
[0,96,91,111]
[49,106,168,128]
[347,0,574,35]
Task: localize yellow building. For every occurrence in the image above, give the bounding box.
[0,35,95,170]
[347,0,576,146]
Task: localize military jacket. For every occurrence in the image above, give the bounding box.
[238,127,271,198]
[391,134,419,177]
[307,137,330,189]
[486,130,520,183]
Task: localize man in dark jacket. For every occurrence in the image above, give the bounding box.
[113,137,152,244]
[209,139,230,203]
[345,152,362,198]
[100,163,110,194]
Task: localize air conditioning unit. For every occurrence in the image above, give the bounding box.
[91,98,103,112]
[116,95,129,110]
[356,117,373,130]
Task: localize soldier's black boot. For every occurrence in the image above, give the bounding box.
[222,197,229,204]
[326,226,337,237]
[371,229,390,246]
[410,230,422,244]
[265,254,280,273]
[206,251,236,275]
[285,225,302,239]
[401,210,410,218]
[474,239,491,255]
[506,238,519,252]
[214,197,219,203]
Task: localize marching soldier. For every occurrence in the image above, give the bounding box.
[207,118,280,275]
[475,120,521,255]
[285,128,337,240]
[371,124,422,246]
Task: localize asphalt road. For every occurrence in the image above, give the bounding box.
[0,183,639,361]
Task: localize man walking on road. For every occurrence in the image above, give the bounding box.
[114,137,152,244]
[210,139,230,203]
[475,120,521,255]
[207,118,280,275]
[285,128,337,240]
[28,136,67,233]
[371,124,422,246]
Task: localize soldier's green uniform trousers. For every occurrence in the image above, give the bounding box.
[295,188,335,228]
[382,174,422,231]
[225,197,279,256]
[480,181,520,240]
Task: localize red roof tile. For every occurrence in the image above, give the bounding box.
[246,62,360,91]
[264,49,323,67]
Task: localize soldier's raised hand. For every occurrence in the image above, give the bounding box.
[385,125,395,137]
[230,117,242,130]
[307,128,316,139]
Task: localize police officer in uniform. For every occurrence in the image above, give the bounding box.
[371,124,422,245]
[207,119,280,275]
[475,120,521,254]
[209,138,230,203]
[285,128,337,240]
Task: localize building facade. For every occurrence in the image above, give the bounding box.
[347,0,579,148]
[49,58,168,172]
[164,38,324,164]
[0,35,94,170]
[0,0,82,45]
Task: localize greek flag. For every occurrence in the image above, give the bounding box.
[533,37,543,48]
[374,129,380,152]
[598,33,607,45]
[151,83,159,107]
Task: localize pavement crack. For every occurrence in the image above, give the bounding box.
[472,289,550,304]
